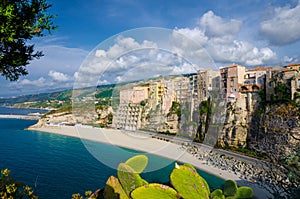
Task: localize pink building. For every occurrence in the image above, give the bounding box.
[220,64,246,101]
[120,89,134,104]
[119,85,149,104]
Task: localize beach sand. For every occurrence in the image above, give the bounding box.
[28,125,270,198]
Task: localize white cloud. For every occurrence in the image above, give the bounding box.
[9,77,47,89]
[48,70,71,82]
[75,33,205,88]
[176,27,277,66]
[198,10,242,37]
[260,2,300,45]
[175,27,208,46]
[174,11,278,66]
[76,36,180,87]
[282,55,299,64]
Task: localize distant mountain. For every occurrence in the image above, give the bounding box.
[0,84,118,106]
[0,90,73,105]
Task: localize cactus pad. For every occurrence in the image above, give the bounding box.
[236,186,254,199]
[131,183,180,199]
[183,163,197,172]
[117,163,148,196]
[104,176,129,199]
[125,155,148,173]
[225,196,235,199]
[170,164,210,199]
[223,180,238,196]
[210,189,225,199]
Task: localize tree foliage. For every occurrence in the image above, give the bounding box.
[0,0,56,81]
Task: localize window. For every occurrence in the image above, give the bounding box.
[298,79,300,87]
[230,80,234,87]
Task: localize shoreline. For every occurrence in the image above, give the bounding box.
[27,124,272,198]
[0,114,40,120]
[28,125,240,180]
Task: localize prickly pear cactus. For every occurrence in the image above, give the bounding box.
[131,183,180,199]
[170,164,210,199]
[225,196,235,199]
[117,163,148,196]
[210,189,225,199]
[104,176,129,199]
[183,163,197,171]
[182,163,210,193]
[125,155,148,174]
[236,186,254,199]
[223,180,238,197]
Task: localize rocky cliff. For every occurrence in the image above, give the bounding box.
[216,92,300,159]
[217,92,261,148]
[248,103,300,160]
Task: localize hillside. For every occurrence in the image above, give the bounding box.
[0,84,117,109]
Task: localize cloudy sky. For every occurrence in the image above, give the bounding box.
[1,0,300,97]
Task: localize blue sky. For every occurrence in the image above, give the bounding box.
[1,0,300,97]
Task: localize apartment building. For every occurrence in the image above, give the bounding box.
[284,63,300,72]
[266,65,300,101]
[220,64,246,101]
[119,85,149,104]
[173,76,189,103]
[240,67,267,93]
[197,69,220,102]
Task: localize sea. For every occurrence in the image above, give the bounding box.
[0,107,224,199]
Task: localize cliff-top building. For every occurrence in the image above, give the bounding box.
[240,67,268,93]
[119,85,149,104]
[220,64,246,102]
[284,63,300,72]
[266,65,300,101]
[197,69,220,102]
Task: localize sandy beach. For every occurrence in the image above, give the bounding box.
[28,125,271,198]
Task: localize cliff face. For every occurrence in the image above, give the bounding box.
[217,92,300,160]
[218,93,261,148]
[248,103,300,159]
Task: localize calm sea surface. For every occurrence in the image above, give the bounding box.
[0,108,224,199]
[0,106,49,115]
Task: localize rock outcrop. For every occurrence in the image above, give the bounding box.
[248,103,300,159]
[217,92,261,148]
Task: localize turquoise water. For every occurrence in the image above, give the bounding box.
[0,118,224,198]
